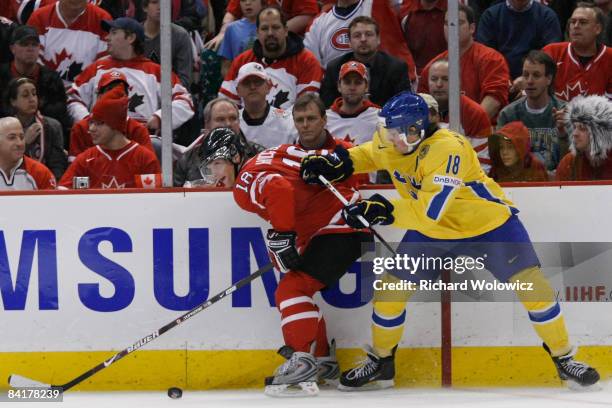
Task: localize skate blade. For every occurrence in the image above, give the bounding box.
[337,379,394,392]
[264,381,319,397]
[318,377,339,388]
[566,380,602,392]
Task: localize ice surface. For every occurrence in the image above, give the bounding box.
[10,382,612,408]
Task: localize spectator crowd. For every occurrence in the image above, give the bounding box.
[0,0,611,191]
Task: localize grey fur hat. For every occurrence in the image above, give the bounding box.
[565,95,612,166]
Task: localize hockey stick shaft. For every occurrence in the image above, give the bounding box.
[9,262,275,392]
[318,175,396,255]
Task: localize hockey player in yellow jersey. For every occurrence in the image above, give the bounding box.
[300,92,599,391]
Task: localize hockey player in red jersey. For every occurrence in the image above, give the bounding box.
[233,94,373,397]
[59,86,160,189]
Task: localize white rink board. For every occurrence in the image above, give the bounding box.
[0,185,610,352]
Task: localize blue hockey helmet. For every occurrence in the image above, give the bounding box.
[379,92,430,152]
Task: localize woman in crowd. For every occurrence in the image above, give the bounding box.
[5,77,67,179]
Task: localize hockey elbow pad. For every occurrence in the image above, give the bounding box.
[300,145,354,185]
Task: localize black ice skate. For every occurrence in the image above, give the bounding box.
[338,345,395,391]
[264,346,319,397]
[316,339,340,387]
[544,343,600,389]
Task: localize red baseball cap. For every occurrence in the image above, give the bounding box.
[339,61,368,81]
[98,70,128,91]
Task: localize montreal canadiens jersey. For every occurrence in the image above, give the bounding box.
[233,137,362,248]
[239,106,298,148]
[59,141,160,189]
[0,156,56,190]
[27,2,110,86]
[67,56,194,129]
[349,127,516,239]
[304,0,416,80]
[542,42,612,101]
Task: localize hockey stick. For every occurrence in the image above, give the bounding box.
[9,262,275,392]
[318,175,396,255]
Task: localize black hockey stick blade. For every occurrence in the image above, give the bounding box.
[8,262,275,392]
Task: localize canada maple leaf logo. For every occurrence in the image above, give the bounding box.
[47,49,72,72]
[271,90,289,108]
[143,176,153,185]
[343,134,355,144]
[128,93,145,112]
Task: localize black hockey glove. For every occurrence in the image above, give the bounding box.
[342,194,395,229]
[300,145,354,185]
[266,230,301,272]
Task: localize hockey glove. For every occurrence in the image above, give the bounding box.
[300,145,354,185]
[342,194,395,229]
[266,230,301,272]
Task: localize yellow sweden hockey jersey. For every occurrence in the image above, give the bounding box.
[349,127,517,239]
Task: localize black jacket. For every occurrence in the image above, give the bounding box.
[0,63,72,144]
[320,51,411,108]
[0,18,14,64]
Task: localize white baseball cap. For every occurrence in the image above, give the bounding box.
[236,62,269,85]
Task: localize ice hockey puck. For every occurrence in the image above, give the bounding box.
[167,387,183,399]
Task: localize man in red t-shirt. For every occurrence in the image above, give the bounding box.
[542,3,611,102]
[59,86,160,189]
[418,4,510,120]
[400,0,447,74]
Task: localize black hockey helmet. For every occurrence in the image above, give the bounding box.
[200,127,244,162]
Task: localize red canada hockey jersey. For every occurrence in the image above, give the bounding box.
[59,141,161,189]
[0,156,56,190]
[233,135,363,249]
[68,116,155,161]
[27,2,111,85]
[542,42,612,101]
[219,40,322,110]
[67,56,194,129]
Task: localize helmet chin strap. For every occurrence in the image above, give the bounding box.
[398,129,425,153]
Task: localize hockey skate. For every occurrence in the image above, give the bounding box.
[264,346,319,397]
[316,339,340,387]
[543,343,600,390]
[338,345,395,391]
